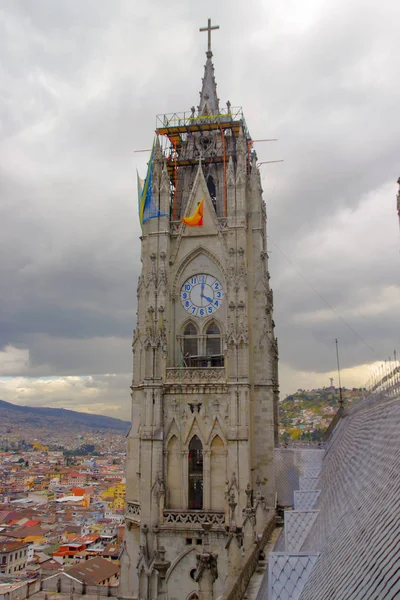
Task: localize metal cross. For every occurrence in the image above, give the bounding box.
[199,18,220,53]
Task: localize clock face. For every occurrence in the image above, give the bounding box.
[180,274,224,317]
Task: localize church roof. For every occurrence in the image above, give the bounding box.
[265,390,400,599]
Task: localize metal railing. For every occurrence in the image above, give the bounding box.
[156,106,244,130]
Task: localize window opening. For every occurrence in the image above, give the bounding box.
[207,175,217,210]
[205,322,223,366]
[188,436,203,510]
[182,322,199,367]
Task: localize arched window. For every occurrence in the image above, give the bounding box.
[188,436,203,510]
[207,175,217,210]
[210,435,225,510]
[182,322,198,367]
[167,436,181,508]
[205,322,223,366]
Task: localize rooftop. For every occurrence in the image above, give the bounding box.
[66,556,119,585]
[265,390,400,599]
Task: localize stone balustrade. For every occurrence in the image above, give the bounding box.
[126,501,141,522]
[163,509,225,526]
[165,367,225,384]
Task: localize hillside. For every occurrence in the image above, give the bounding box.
[0,399,129,432]
[279,387,366,441]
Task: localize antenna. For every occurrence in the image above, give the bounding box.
[335,339,344,408]
[329,377,334,388]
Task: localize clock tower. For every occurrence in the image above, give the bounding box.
[120,22,279,600]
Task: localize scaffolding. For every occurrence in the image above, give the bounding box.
[155,106,250,219]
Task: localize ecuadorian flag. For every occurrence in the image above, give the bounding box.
[138,139,168,225]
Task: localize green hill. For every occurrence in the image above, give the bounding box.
[279,387,365,441]
[0,398,129,432]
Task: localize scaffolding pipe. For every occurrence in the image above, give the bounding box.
[172,138,178,221]
[219,124,227,217]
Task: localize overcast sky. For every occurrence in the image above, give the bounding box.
[1,0,399,421]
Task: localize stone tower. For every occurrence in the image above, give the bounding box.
[119,24,279,600]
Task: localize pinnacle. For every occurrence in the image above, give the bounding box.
[198,53,219,116]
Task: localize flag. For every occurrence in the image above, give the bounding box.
[182,198,204,226]
[137,170,144,219]
[138,139,168,225]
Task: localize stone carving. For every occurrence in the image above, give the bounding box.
[132,327,141,349]
[163,510,225,526]
[227,472,238,495]
[127,501,141,520]
[137,523,150,569]
[165,368,225,383]
[152,472,165,504]
[226,323,249,347]
[229,492,237,526]
[196,551,219,584]
[245,484,253,509]
[153,546,171,599]
[188,402,202,413]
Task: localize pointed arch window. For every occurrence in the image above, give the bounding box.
[205,322,223,366]
[188,435,203,510]
[182,322,199,367]
[207,175,217,211]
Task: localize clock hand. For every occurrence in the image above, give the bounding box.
[203,295,213,303]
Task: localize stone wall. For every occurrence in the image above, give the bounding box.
[221,514,275,600]
[0,579,40,600]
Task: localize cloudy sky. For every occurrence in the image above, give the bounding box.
[1,0,399,420]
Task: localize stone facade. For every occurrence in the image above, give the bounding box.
[119,46,279,600]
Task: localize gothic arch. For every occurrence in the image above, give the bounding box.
[172,246,227,297]
[210,434,225,511]
[201,315,224,335]
[166,435,181,509]
[180,320,199,366]
[181,318,200,334]
[206,174,217,208]
[165,417,180,447]
[188,435,203,510]
[183,414,205,447]
[186,594,199,600]
[208,428,227,449]
[203,319,224,362]
[165,546,197,584]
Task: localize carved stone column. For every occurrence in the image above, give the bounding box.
[195,522,218,600]
[153,546,171,600]
[203,449,211,510]
[196,552,218,600]
[182,450,189,509]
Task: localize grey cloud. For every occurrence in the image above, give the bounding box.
[0,0,399,408]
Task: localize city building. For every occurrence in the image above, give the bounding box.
[0,541,29,574]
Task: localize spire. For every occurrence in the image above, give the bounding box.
[198,19,220,115]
